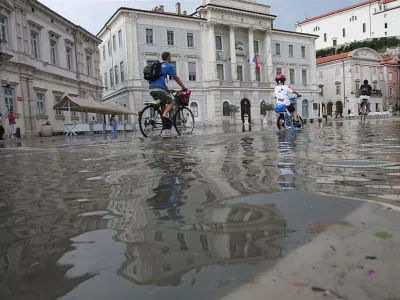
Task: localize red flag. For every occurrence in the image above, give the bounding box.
[253,54,260,73]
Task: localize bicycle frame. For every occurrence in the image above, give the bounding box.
[275,97,299,131]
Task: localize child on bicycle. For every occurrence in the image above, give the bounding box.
[274,74,301,127]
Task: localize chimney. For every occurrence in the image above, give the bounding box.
[176,2,181,15]
[183,10,187,15]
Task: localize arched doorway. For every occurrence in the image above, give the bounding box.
[336,101,343,116]
[302,99,309,118]
[327,102,333,116]
[241,98,251,124]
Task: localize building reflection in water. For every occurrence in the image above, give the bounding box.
[276,132,297,190]
[116,200,286,286]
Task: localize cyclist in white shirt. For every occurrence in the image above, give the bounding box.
[274,74,301,127]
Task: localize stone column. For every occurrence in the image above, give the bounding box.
[126,13,141,82]
[200,23,209,81]
[208,22,217,80]
[263,28,273,84]
[230,25,237,81]
[309,38,317,86]
[248,27,255,82]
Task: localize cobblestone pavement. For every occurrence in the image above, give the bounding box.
[0,119,400,300]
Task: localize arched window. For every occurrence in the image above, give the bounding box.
[190,102,198,117]
[260,100,266,116]
[222,101,230,116]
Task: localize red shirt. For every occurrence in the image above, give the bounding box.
[8,112,16,125]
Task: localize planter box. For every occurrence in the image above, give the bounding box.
[40,125,54,137]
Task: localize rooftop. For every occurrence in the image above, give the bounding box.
[316,52,350,64]
[299,0,396,25]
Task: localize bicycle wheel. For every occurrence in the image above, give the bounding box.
[277,114,285,130]
[138,105,163,137]
[173,106,195,135]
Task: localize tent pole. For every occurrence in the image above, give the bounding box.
[68,100,72,123]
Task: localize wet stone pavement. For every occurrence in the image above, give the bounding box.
[1,119,400,300]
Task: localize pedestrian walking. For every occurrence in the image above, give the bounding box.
[8,108,16,139]
[0,113,5,140]
[110,115,117,134]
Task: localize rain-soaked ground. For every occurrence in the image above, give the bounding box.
[1,118,400,300]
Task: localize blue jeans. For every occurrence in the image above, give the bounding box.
[112,125,117,133]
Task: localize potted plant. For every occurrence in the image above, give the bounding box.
[261,102,274,123]
[40,121,54,137]
[228,104,240,119]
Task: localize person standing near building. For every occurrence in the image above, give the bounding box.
[0,113,5,140]
[110,115,117,134]
[8,108,16,139]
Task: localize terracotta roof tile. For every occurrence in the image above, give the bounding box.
[299,0,397,24]
[316,52,350,64]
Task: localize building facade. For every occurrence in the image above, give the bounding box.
[380,56,399,109]
[0,0,102,136]
[98,0,319,126]
[296,0,400,50]
[316,47,384,116]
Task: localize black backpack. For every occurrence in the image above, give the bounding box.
[143,61,162,81]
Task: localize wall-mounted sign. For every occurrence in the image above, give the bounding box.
[17,97,23,102]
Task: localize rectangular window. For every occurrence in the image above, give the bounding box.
[200,235,209,251]
[384,23,388,29]
[112,35,116,50]
[389,87,393,95]
[301,46,306,58]
[86,55,91,76]
[237,65,243,81]
[120,61,124,82]
[187,33,194,48]
[275,43,280,55]
[4,87,15,112]
[217,64,224,80]
[276,67,282,75]
[0,16,7,41]
[336,83,341,95]
[177,233,189,251]
[102,46,106,60]
[118,29,123,47]
[389,72,393,81]
[31,31,39,58]
[356,82,360,91]
[109,69,114,87]
[146,28,153,44]
[188,62,196,81]
[254,40,259,54]
[55,95,63,116]
[363,23,366,33]
[167,30,174,46]
[66,47,72,70]
[324,33,327,42]
[302,69,307,85]
[342,28,346,37]
[373,82,377,90]
[289,69,295,84]
[108,40,111,56]
[104,72,108,90]
[50,40,57,65]
[256,69,261,82]
[289,45,293,57]
[36,93,45,115]
[215,36,222,51]
[333,39,337,47]
[114,65,119,85]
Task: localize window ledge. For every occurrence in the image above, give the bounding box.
[37,115,49,120]
[71,116,79,121]
[55,116,65,120]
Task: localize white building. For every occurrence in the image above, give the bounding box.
[316,47,384,116]
[0,0,102,136]
[296,0,400,50]
[98,0,319,126]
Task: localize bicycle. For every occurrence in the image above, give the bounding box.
[275,97,304,131]
[138,89,195,137]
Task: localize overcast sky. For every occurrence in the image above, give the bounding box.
[39,0,362,36]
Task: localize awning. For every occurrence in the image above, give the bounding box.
[53,96,135,115]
